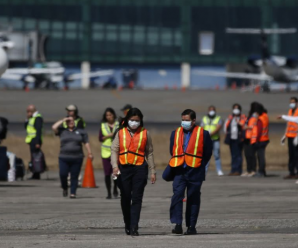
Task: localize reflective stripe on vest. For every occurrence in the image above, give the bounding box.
[245,116,257,140]
[101,121,119,158]
[63,117,86,128]
[169,126,204,168]
[259,113,269,142]
[25,113,43,144]
[119,127,147,166]
[286,108,298,138]
[202,116,221,140]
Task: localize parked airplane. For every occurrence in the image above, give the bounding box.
[0,34,113,89]
[194,28,298,91]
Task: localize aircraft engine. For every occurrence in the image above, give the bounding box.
[0,47,8,77]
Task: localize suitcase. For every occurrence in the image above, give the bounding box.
[15,157,25,180]
[31,150,46,173]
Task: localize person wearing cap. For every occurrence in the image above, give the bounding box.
[52,116,93,199]
[63,105,86,129]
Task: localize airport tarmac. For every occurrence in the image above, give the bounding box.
[0,170,298,247]
[0,89,291,135]
[0,89,294,123]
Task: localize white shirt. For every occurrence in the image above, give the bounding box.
[282,115,298,123]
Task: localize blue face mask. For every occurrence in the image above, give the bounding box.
[181,121,192,130]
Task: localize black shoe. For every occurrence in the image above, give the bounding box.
[106,195,112,199]
[131,228,139,236]
[70,194,76,199]
[125,228,131,235]
[113,191,119,198]
[184,227,197,235]
[172,224,183,234]
[63,190,68,197]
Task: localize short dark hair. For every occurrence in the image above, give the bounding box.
[290,97,298,102]
[232,103,242,112]
[209,105,216,111]
[181,109,196,120]
[102,107,117,123]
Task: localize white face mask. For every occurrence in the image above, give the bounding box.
[233,109,240,115]
[128,120,140,129]
[289,103,296,109]
[252,113,258,118]
[209,110,216,117]
[181,121,192,130]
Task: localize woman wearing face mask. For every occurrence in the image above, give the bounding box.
[99,107,119,199]
[224,104,247,176]
[242,102,260,177]
[111,108,156,236]
[52,117,93,199]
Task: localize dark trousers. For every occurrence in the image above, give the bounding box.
[229,140,243,173]
[288,138,298,175]
[29,142,41,179]
[244,141,256,173]
[59,157,83,195]
[119,163,148,230]
[170,167,203,227]
[256,142,268,175]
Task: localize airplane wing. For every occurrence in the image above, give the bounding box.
[193,70,273,81]
[66,70,114,81]
[6,67,65,74]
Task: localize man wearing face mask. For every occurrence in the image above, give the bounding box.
[163,109,212,235]
[201,106,224,176]
[282,97,298,179]
[224,104,247,176]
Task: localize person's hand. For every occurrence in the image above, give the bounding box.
[113,167,119,177]
[63,117,73,122]
[35,144,40,149]
[151,174,156,184]
[88,153,93,161]
[277,115,282,120]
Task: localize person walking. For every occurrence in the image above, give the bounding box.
[224,104,247,176]
[25,105,44,180]
[201,105,224,175]
[111,108,156,236]
[52,117,93,199]
[163,109,212,235]
[63,105,86,129]
[281,97,298,179]
[99,107,119,199]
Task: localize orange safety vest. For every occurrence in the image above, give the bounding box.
[168,126,204,168]
[119,127,147,165]
[286,108,298,138]
[259,113,269,142]
[245,116,258,140]
[225,114,247,129]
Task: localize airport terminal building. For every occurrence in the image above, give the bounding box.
[1,0,298,65]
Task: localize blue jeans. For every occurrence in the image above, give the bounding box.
[205,140,222,173]
[229,140,243,174]
[59,157,83,195]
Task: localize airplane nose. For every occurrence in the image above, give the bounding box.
[0,47,8,77]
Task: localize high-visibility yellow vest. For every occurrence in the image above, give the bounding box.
[25,113,43,144]
[101,121,119,158]
[63,117,86,128]
[202,115,221,140]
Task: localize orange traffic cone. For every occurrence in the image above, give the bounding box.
[231,82,237,90]
[254,85,261,94]
[82,158,96,188]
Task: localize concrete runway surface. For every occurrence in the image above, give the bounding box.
[0,89,290,135]
[0,170,298,248]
